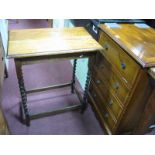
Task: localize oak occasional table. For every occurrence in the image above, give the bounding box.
[8,27,102,126]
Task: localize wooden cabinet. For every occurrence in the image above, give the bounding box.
[99,31,141,88]
[88,24,155,134]
[0,34,9,134]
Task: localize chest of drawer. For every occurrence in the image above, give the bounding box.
[89,81,116,131]
[91,64,130,105]
[93,77,123,120]
[99,31,140,87]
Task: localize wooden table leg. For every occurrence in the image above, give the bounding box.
[134,87,155,134]
[81,69,90,112]
[71,59,77,93]
[48,19,53,27]
[15,59,30,126]
[4,63,8,78]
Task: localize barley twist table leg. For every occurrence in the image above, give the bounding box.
[81,69,90,112]
[15,59,30,126]
[71,59,77,93]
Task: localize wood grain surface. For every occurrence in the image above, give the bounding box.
[8,27,103,58]
[99,24,155,67]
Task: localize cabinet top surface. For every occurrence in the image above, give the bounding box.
[8,27,102,58]
[99,24,155,67]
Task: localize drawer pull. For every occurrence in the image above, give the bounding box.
[109,99,113,106]
[96,80,101,84]
[113,82,120,90]
[104,113,109,118]
[103,43,109,51]
[93,94,97,98]
[121,63,126,70]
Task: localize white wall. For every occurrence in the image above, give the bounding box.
[0,19,9,68]
[66,20,88,89]
[53,19,72,28]
[53,19,88,89]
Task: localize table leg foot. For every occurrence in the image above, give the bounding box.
[19,80,30,126]
[4,63,8,78]
[19,102,30,126]
[19,102,25,123]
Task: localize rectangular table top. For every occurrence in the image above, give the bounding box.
[8,27,103,58]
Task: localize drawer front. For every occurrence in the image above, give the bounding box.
[99,31,140,87]
[91,64,129,106]
[89,82,116,130]
[91,72,123,119]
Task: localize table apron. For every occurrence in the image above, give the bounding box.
[14,52,96,65]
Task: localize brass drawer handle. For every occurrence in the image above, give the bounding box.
[113,82,120,90]
[96,80,101,84]
[104,113,109,118]
[109,99,113,106]
[103,43,109,51]
[121,62,126,70]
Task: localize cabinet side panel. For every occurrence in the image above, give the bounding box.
[117,70,151,134]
